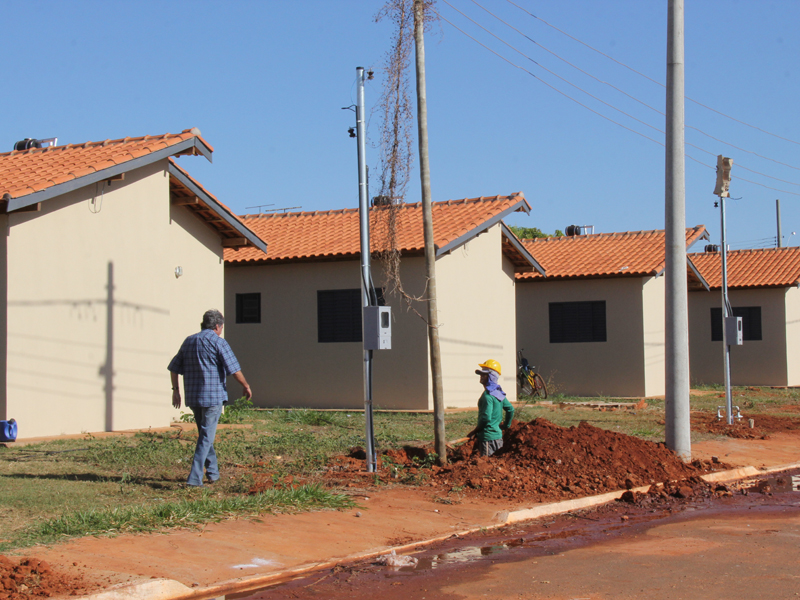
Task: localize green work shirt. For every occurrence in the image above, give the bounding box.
[475,391,515,442]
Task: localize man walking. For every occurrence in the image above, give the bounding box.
[169,309,252,487]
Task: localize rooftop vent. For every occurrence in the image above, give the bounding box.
[565,224,594,236]
[13,137,57,151]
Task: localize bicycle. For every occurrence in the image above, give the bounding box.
[517,349,548,399]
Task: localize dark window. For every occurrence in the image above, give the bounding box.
[317,288,385,343]
[710,306,762,341]
[235,293,261,324]
[549,301,607,343]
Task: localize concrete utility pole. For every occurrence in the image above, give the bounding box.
[413,0,447,464]
[664,0,691,461]
[355,66,377,472]
[777,199,783,248]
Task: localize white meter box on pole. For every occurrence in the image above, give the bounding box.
[363,306,391,350]
[725,316,743,346]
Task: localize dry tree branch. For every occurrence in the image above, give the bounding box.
[374,0,439,324]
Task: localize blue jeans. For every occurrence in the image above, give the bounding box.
[187,404,223,486]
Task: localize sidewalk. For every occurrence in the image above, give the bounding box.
[12,434,800,600]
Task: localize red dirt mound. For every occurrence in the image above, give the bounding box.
[615,477,733,507]
[427,418,720,502]
[0,556,97,600]
[325,418,727,503]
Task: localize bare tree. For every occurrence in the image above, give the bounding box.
[374,0,414,304]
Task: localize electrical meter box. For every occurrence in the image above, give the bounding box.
[363,306,391,350]
[725,316,743,345]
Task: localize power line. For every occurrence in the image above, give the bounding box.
[467,0,800,175]
[430,6,666,148]
[441,0,664,136]
[506,0,800,148]
[730,236,777,245]
[434,1,800,197]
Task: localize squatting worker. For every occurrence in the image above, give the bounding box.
[168,309,252,487]
[468,360,514,457]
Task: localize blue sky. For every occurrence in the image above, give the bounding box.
[3,0,798,249]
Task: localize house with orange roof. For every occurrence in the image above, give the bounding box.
[223,193,542,410]
[0,129,266,437]
[688,246,800,386]
[516,226,708,397]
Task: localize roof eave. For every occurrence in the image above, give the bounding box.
[5,137,212,212]
[435,195,530,257]
[686,255,711,291]
[686,226,710,252]
[517,271,651,282]
[168,162,267,254]
[500,222,545,275]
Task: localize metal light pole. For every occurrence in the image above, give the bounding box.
[664,0,691,461]
[714,155,734,425]
[355,66,377,472]
[719,196,733,425]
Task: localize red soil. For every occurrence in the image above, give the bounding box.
[326,418,728,503]
[691,411,800,439]
[0,556,99,600]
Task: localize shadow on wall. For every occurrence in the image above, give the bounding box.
[8,262,169,431]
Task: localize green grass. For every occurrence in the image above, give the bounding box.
[2,386,798,551]
[7,484,353,550]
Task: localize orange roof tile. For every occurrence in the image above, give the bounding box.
[688,246,800,289]
[224,193,531,266]
[0,129,212,206]
[517,225,707,281]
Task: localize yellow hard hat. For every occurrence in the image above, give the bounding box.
[478,359,501,375]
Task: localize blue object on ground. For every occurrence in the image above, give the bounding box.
[0,419,17,442]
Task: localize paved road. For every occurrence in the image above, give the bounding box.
[241,472,800,600]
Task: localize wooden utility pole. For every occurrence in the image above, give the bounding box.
[413,0,447,464]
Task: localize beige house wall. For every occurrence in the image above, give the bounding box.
[436,225,517,406]
[224,258,430,410]
[224,222,519,410]
[4,161,225,437]
[516,277,650,397]
[0,215,6,422]
[785,287,800,386]
[167,203,225,366]
[688,288,789,386]
[641,275,666,397]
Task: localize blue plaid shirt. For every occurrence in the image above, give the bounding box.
[168,328,242,407]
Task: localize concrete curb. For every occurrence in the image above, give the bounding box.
[700,466,761,482]
[81,580,195,600]
[761,461,800,475]
[77,462,800,600]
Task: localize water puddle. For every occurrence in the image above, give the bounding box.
[405,539,525,571]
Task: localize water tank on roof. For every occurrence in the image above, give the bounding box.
[565,225,594,236]
[13,138,41,151]
[704,244,720,253]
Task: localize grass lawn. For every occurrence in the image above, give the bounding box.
[1,386,798,552]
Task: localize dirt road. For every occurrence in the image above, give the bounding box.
[244,471,800,600]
